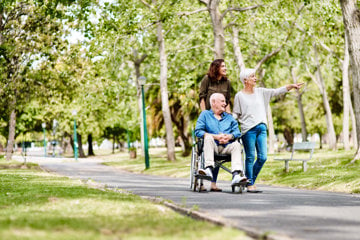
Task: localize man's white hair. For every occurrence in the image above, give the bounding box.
[209,93,224,107]
[239,68,256,84]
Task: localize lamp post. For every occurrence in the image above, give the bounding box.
[72,110,78,161]
[139,76,150,169]
[52,119,58,157]
[41,123,47,157]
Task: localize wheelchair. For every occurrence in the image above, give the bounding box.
[189,137,247,193]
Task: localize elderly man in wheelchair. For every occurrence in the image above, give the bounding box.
[193,93,247,192]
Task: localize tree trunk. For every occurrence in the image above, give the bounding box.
[61,135,70,154]
[297,93,307,142]
[69,133,74,151]
[170,102,192,156]
[112,134,116,154]
[319,132,323,149]
[6,99,16,161]
[340,0,360,162]
[342,32,351,150]
[296,93,307,142]
[231,26,246,73]
[290,66,307,141]
[117,138,123,151]
[77,133,86,158]
[350,102,358,148]
[87,134,94,156]
[156,20,176,161]
[203,0,225,59]
[283,127,294,147]
[313,43,337,150]
[112,135,115,154]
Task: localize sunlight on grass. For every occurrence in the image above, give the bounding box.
[262,149,360,193]
[102,148,191,178]
[0,164,247,239]
[103,147,360,194]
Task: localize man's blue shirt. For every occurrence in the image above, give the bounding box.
[195,109,241,145]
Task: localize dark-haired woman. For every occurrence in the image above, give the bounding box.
[198,59,231,192]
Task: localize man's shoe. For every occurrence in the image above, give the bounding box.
[231,174,247,185]
[198,167,213,181]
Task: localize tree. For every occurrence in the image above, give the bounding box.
[140,0,177,161]
[306,43,337,150]
[198,0,261,59]
[296,13,356,150]
[289,1,346,150]
[97,1,151,156]
[340,0,360,162]
[0,1,65,160]
[342,32,351,150]
[288,59,307,142]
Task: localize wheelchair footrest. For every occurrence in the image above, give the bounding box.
[195,174,212,181]
[231,180,248,187]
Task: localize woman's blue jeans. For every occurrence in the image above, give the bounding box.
[241,123,268,186]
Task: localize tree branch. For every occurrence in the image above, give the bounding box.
[140,0,152,9]
[254,3,305,71]
[3,3,28,31]
[157,0,166,10]
[140,54,148,63]
[255,46,283,71]
[199,0,209,5]
[224,21,237,29]
[140,20,160,31]
[178,8,208,17]
[255,28,293,71]
[295,23,342,64]
[220,4,262,22]
[305,63,321,91]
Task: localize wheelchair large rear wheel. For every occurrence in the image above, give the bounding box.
[189,146,197,190]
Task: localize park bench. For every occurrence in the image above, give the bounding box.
[274,141,316,172]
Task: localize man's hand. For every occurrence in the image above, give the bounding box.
[217,133,233,144]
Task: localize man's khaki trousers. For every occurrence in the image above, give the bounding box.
[203,134,243,173]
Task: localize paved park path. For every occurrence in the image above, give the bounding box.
[16,155,360,240]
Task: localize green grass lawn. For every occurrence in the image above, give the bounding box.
[264,149,360,194]
[103,147,360,194]
[0,161,248,240]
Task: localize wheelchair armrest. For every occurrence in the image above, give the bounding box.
[196,136,241,155]
[196,138,204,154]
[235,137,243,144]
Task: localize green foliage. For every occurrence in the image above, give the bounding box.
[0,0,353,155]
[0,0,99,144]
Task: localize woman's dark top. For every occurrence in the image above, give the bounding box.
[199,75,231,110]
